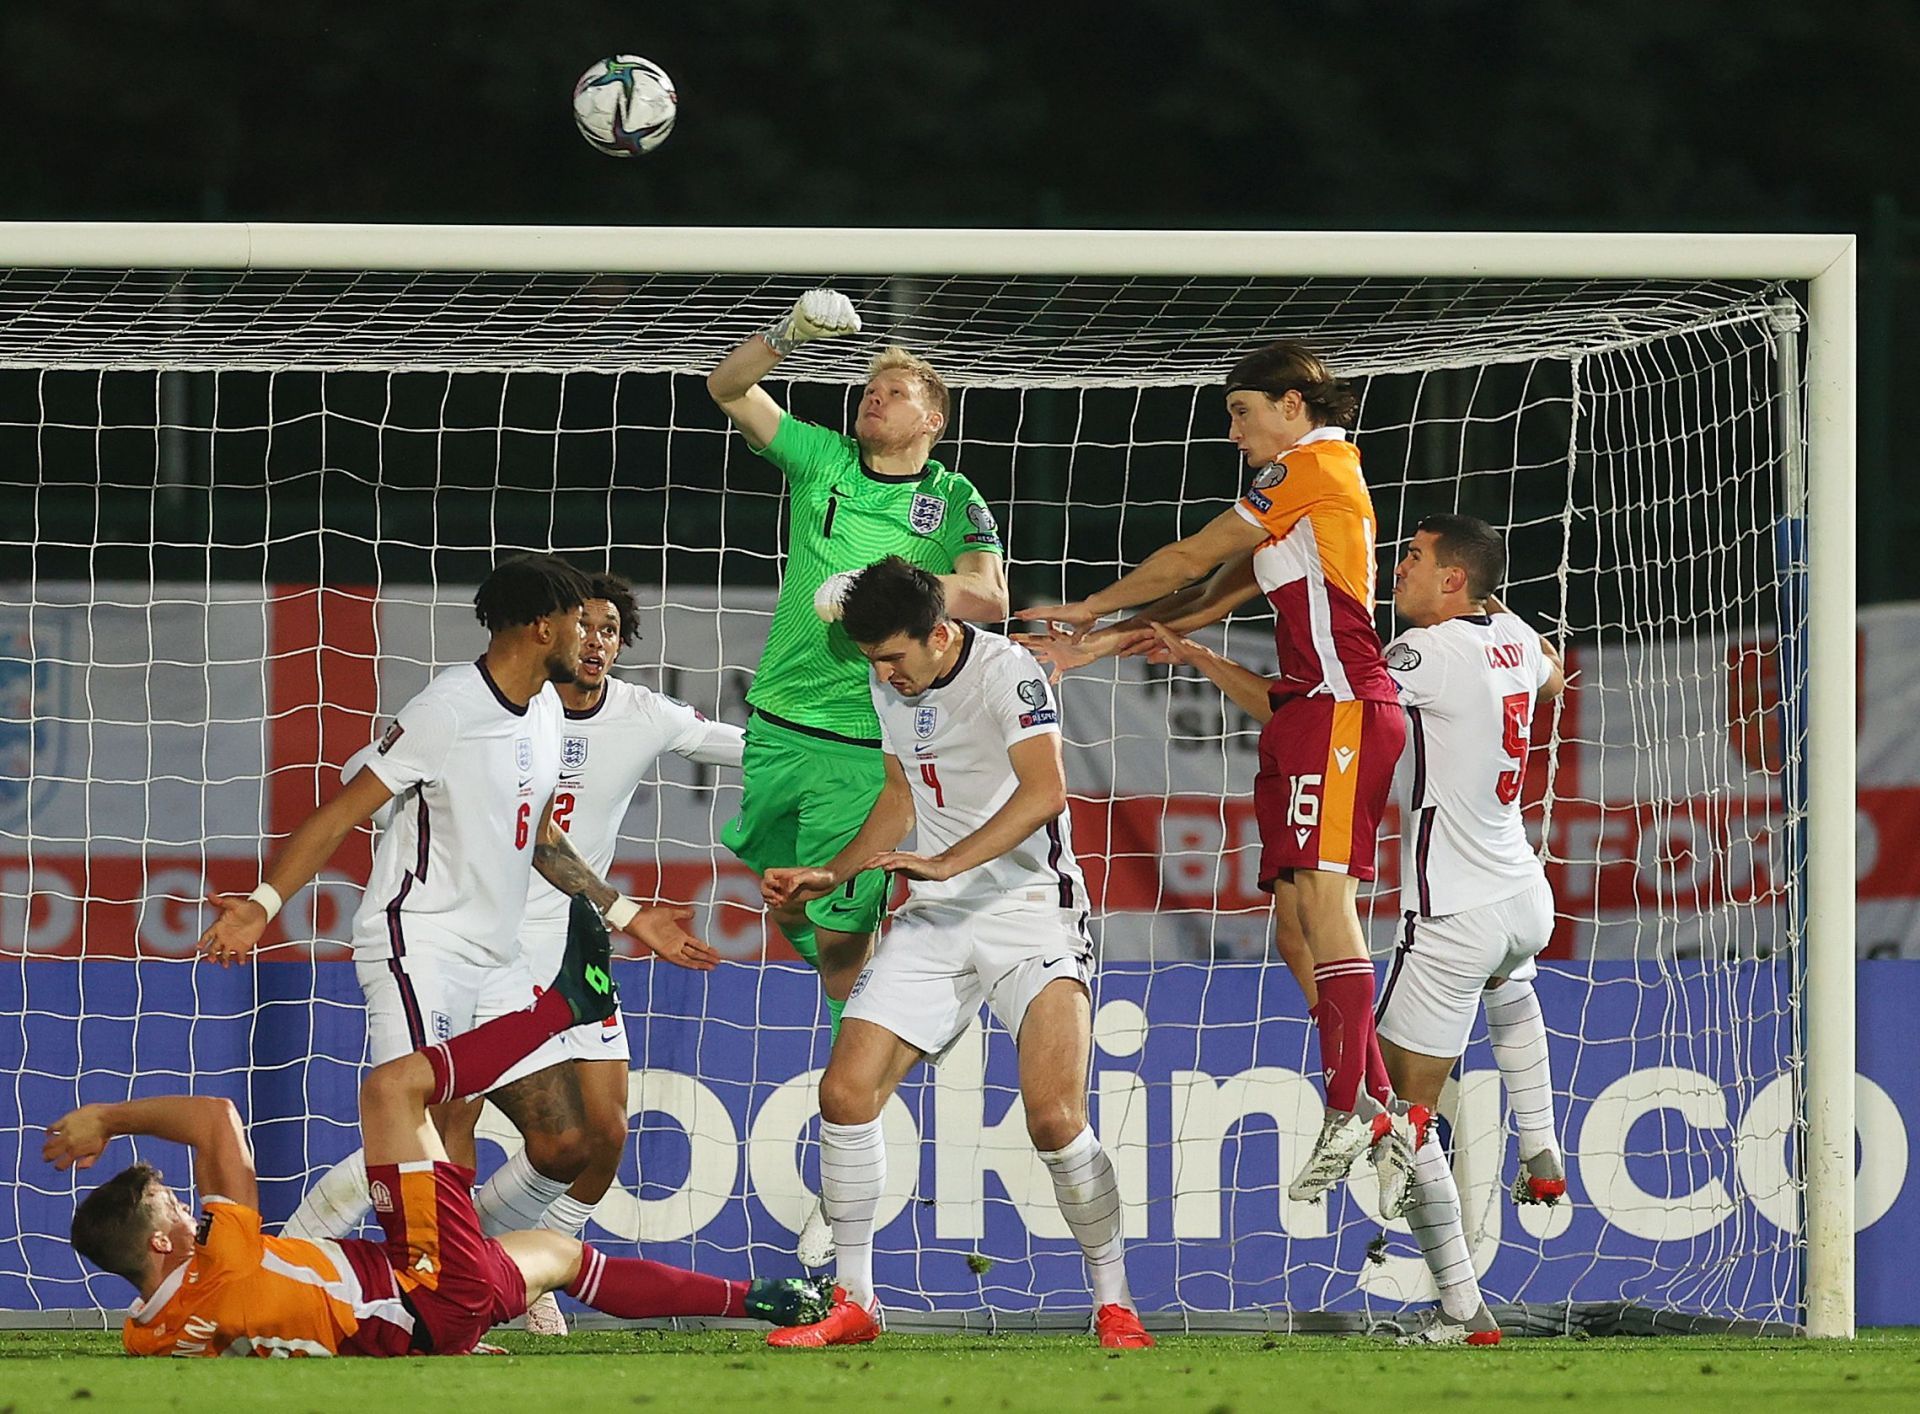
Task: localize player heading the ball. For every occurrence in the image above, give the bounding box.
[758,558,1153,1351]
[1022,342,1414,1212]
[1142,515,1568,1343]
[708,290,1009,1264]
[50,898,827,1357]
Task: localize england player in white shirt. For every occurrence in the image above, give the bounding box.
[1138,514,1567,1346]
[1373,514,1564,1344]
[498,571,743,1332]
[200,558,710,1253]
[757,557,1153,1353]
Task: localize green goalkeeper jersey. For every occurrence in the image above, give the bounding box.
[748,414,1003,740]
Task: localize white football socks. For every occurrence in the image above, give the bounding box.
[1409,1131,1482,1321]
[1039,1127,1132,1310]
[1485,977,1561,1161]
[281,1149,370,1240]
[538,1192,602,1239]
[820,1118,886,1311]
[474,1148,572,1236]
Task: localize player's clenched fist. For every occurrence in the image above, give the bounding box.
[760,866,837,908]
[765,289,861,354]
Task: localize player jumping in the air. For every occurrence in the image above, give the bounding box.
[283,571,744,1337]
[1139,513,1567,1345]
[204,556,711,1267]
[49,898,826,1357]
[707,290,1009,1262]
[757,558,1152,1352]
[1023,342,1415,1214]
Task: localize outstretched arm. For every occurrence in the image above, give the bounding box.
[707,290,863,452]
[1023,506,1268,631]
[1143,624,1277,724]
[1018,554,1265,682]
[198,767,397,967]
[534,805,720,970]
[45,1096,257,1208]
[761,753,916,908]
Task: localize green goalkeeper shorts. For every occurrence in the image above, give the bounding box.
[720,710,891,943]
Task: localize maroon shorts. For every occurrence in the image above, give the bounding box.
[1254,695,1406,887]
[364,1160,529,1354]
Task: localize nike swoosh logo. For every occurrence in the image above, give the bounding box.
[1043,957,1068,970]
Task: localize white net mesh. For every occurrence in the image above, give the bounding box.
[0,265,1807,1329]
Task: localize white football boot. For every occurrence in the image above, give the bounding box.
[797,1193,837,1268]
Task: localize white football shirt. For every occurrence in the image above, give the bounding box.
[521,676,745,934]
[871,625,1086,914]
[1384,611,1554,918]
[346,660,564,967]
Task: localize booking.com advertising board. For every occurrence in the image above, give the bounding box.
[2,959,1914,1326]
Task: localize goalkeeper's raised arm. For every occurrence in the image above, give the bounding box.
[706,290,1013,1242]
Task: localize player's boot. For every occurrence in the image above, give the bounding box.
[1095,1304,1156,1349]
[1394,1302,1502,1347]
[552,892,621,1027]
[746,1276,836,1327]
[765,1286,883,1348]
[1288,1107,1382,1203]
[1511,1148,1567,1207]
[1370,1101,1432,1221]
[522,1290,568,1336]
[797,1194,837,1268]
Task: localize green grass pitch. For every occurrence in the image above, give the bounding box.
[0,1328,1916,1412]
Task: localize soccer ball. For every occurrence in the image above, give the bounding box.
[572,56,678,157]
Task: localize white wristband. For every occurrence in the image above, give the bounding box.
[604,896,641,930]
[247,884,284,923]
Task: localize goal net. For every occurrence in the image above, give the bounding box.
[0,238,1847,1334]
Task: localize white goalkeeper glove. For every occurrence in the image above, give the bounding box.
[765,289,861,355]
[814,570,859,623]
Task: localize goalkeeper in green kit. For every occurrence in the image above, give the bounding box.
[706,290,1008,1261]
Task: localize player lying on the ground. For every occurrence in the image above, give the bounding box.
[707,289,1009,1265]
[756,557,1152,1352]
[47,897,826,1357]
[1021,341,1414,1215]
[198,554,716,1306]
[285,570,746,1336]
[1139,513,1567,1346]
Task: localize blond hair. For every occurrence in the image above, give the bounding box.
[866,346,950,438]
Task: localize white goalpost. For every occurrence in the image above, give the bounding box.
[0,225,1856,1338]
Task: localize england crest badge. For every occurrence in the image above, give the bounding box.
[914,705,938,739]
[908,493,945,535]
[561,735,589,770]
[515,737,533,773]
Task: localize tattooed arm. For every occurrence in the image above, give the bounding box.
[532,812,621,912]
[533,797,721,969]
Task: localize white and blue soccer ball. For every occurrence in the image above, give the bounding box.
[572,55,678,157]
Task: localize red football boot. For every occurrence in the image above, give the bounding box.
[765,1286,882,1349]
[1095,1303,1155,1349]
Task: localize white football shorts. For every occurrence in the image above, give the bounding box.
[519,922,630,1063]
[355,947,576,1090]
[843,902,1094,1058]
[1374,878,1554,1059]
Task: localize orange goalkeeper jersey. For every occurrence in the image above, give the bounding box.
[122,1199,416,1358]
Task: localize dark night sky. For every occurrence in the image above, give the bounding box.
[2,2,1913,233]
